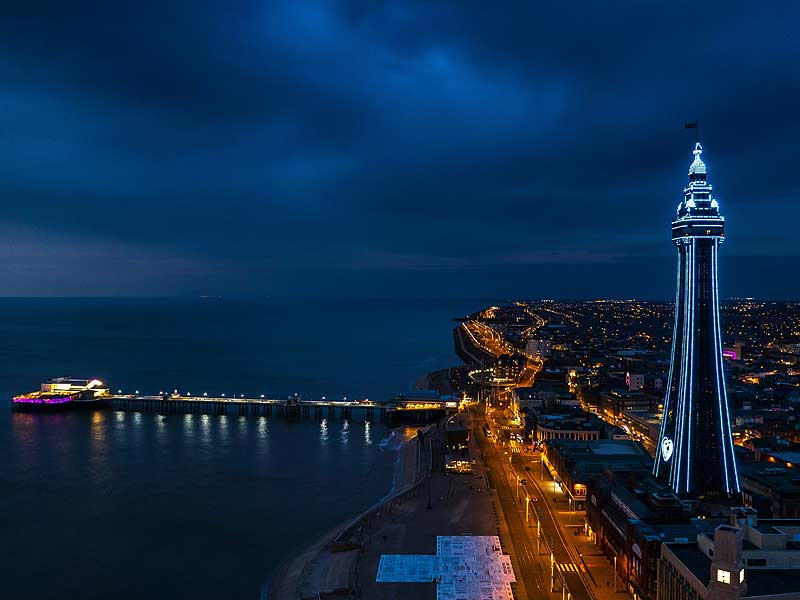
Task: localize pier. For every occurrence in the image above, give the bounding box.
[11,378,461,421]
[107,393,458,421]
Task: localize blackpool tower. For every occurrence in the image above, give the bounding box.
[653,142,740,499]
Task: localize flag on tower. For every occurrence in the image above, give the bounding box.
[684,122,697,129]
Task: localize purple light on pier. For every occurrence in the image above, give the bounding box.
[12,395,74,405]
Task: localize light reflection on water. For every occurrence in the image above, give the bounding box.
[89,411,108,464]
[4,406,400,600]
[320,418,329,444]
[182,413,194,440]
[90,410,106,435]
[200,414,210,444]
[155,415,169,452]
[218,414,228,444]
[131,411,143,447]
[255,416,269,454]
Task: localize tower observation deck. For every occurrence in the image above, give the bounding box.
[653,142,740,498]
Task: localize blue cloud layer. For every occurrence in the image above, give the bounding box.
[1,1,798,297]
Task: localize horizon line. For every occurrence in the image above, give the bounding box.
[0,295,797,303]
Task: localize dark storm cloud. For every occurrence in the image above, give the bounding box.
[1,1,798,297]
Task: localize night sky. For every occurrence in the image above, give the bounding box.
[3,2,798,299]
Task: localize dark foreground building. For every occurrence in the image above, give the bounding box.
[654,143,740,498]
[587,471,716,600]
[658,508,800,600]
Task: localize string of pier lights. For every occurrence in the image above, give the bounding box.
[118,389,360,402]
[121,389,268,399]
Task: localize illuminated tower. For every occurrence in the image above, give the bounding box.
[653,142,740,498]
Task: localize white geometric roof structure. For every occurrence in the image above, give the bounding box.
[377,535,516,600]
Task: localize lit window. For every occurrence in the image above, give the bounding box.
[717,570,731,584]
[739,569,745,583]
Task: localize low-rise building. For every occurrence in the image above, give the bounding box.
[543,438,651,510]
[534,407,605,444]
[599,389,660,420]
[526,338,552,359]
[532,373,569,405]
[739,464,800,519]
[619,410,663,456]
[628,372,646,391]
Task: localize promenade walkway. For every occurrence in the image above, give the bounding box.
[356,412,502,599]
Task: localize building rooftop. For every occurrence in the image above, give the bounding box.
[622,410,662,426]
[592,440,643,455]
[769,451,800,466]
[666,542,800,597]
[740,463,800,493]
[745,570,800,597]
[546,438,649,458]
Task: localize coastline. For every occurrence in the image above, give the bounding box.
[263,422,433,599]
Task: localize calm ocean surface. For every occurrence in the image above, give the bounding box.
[0,298,483,599]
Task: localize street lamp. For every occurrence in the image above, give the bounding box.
[426,437,433,510]
[426,469,432,510]
[537,507,542,554]
[525,495,530,522]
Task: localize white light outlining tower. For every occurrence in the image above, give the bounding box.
[653,142,740,498]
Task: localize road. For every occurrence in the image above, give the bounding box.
[478,408,605,600]
[461,319,543,392]
[476,424,556,600]
[470,320,516,356]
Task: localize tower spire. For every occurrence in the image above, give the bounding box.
[689,142,706,178]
